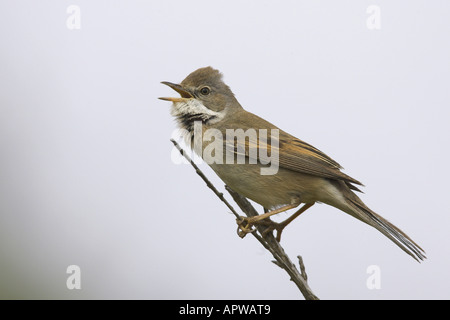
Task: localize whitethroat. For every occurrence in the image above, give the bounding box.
[160,66,426,262]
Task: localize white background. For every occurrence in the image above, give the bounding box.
[0,0,449,299]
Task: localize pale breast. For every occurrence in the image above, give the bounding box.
[209,162,323,209]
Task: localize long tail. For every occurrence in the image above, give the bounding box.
[332,182,426,262]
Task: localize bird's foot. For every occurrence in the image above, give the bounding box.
[236,216,285,242]
[260,220,285,242]
[236,216,258,238]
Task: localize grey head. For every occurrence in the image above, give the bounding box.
[159,67,242,132]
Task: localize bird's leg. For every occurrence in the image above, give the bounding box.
[262,202,315,242]
[236,199,301,238]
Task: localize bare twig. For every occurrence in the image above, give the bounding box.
[170,138,319,300]
[226,187,318,300]
[170,139,240,220]
[298,255,308,281]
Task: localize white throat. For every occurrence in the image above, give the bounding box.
[170,98,226,124]
[171,98,227,146]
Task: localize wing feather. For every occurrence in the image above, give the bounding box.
[220,111,363,187]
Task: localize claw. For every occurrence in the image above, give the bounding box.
[260,220,284,242]
[236,216,256,238]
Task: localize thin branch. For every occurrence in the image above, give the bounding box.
[226,187,318,300]
[298,255,308,281]
[170,139,241,220]
[170,139,319,300]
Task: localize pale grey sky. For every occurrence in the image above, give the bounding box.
[1,0,449,299]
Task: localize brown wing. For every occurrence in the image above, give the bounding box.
[221,111,363,188]
[276,131,363,188]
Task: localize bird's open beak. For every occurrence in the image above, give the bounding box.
[159,81,193,102]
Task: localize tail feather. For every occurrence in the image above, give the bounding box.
[331,181,426,262]
[346,197,426,262]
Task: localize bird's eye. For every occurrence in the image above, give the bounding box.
[200,87,210,95]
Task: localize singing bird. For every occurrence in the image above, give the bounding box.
[160,66,426,262]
